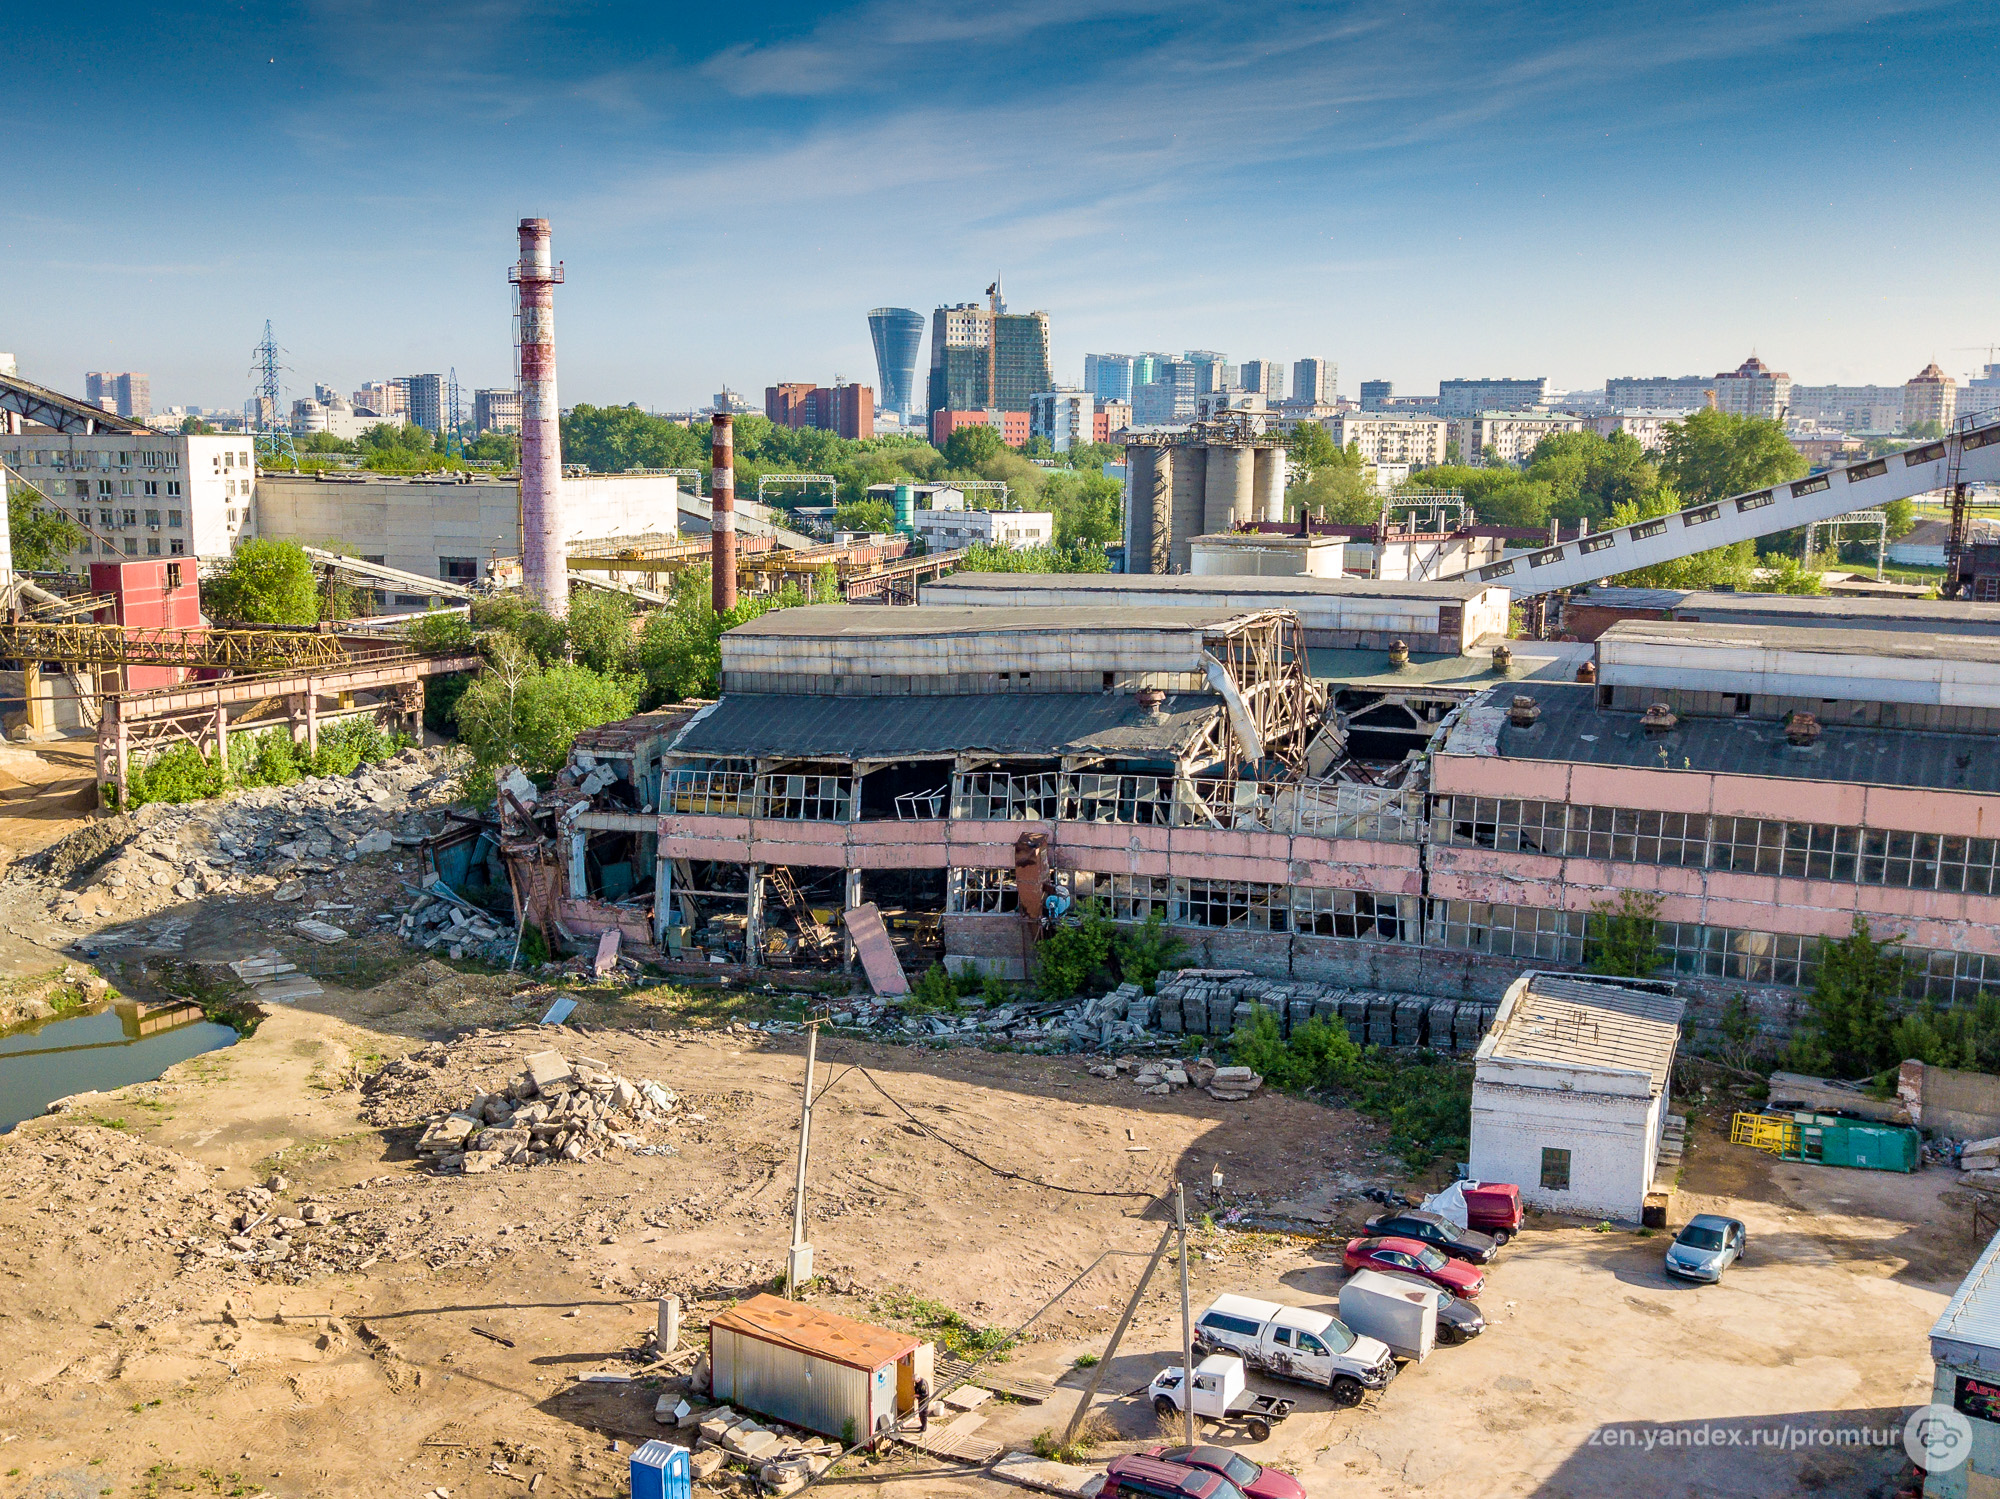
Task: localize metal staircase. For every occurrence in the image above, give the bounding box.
[767,866,836,955]
[1439,417,2000,598]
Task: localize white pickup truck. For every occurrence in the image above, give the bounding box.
[1191,1293,1397,1406]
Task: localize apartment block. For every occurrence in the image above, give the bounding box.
[85,372,151,421]
[473,388,522,435]
[1711,356,1790,422]
[1604,375,1712,413]
[1239,360,1286,401]
[3,431,257,567]
[1438,377,1546,416]
[1904,363,1958,431]
[1451,412,1586,466]
[1084,354,1135,405]
[766,382,874,440]
[1028,389,1095,452]
[1293,359,1337,407]
[1323,414,1452,468]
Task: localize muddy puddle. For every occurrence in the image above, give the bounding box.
[0,1002,237,1130]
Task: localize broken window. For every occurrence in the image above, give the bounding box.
[1292,888,1412,942]
[1178,878,1288,931]
[1101,873,1172,922]
[1425,900,1587,963]
[661,764,757,816]
[1540,1148,1571,1192]
[949,867,1017,913]
[952,771,1060,821]
[1068,772,1171,825]
[759,773,853,822]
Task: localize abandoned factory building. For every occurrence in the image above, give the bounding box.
[512,594,2000,1022]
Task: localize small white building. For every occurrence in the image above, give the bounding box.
[1029,389,1096,452]
[1468,972,1685,1221]
[1926,1230,2000,1497]
[913,507,1053,553]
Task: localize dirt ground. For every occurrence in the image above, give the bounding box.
[0,738,1979,1499]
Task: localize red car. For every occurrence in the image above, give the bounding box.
[1143,1446,1305,1499]
[1343,1235,1485,1299]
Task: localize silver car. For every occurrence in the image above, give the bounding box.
[1664,1214,1747,1283]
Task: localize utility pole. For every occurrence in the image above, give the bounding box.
[786,1010,824,1294]
[1062,1213,1177,1451]
[1177,1183,1195,1448]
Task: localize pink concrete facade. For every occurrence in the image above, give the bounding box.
[1431,752,2000,955]
[657,813,1422,895]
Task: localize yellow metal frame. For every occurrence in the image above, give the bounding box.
[1730,1110,1801,1155]
[0,620,350,672]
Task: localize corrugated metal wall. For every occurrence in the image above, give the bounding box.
[711,1327,872,1440]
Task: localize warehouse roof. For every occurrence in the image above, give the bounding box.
[1446,682,2000,794]
[1576,588,2000,627]
[1480,975,1685,1095]
[709,1293,920,1373]
[923,573,1495,601]
[671,691,1222,760]
[724,604,1267,638]
[1598,619,2000,662]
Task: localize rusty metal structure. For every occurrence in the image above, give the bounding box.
[711,412,737,614]
[0,620,352,673]
[510,217,567,617]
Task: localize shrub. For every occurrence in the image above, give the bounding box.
[1111,911,1188,993]
[1035,900,1116,1002]
[1586,890,1663,977]
[201,539,320,625]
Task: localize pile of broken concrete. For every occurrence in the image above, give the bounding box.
[415,1048,678,1173]
[1087,1054,1264,1100]
[398,887,514,963]
[656,1404,840,1495]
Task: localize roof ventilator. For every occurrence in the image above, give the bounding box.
[1640,702,1678,736]
[1492,642,1514,675]
[1784,710,1822,749]
[1388,639,1410,671]
[1507,695,1541,729]
[1134,686,1168,718]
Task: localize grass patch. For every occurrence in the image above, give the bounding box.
[147,960,264,1037]
[1071,1352,1099,1368]
[873,1291,1015,1359]
[1031,1413,1114,1463]
[84,1115,128,1131]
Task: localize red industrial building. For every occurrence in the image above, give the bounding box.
[90,559,203,692]
[930,408,1030,449]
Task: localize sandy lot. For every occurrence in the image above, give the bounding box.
[0,740,1974,1499]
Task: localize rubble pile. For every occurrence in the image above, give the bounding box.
[21,746,465,926]
[412,1047,679,1173]
[1086,1054,1264,1100]
[399,888,515,963]
[666,1405,842,1495]
[0,1124,236,1275]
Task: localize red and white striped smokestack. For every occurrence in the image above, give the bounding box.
[511,217,568,617]
[711,412,737,614]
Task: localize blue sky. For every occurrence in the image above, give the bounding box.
[4,0,1996,413]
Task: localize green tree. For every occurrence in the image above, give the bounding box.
[468,594,568,666]
[1585,891,1663,976]
[1283,421,1340,481]
[956,540,1109,574]
[1403,464,1557,528]
[179,416,216,435]
[298,431,356,454]
[1041,469,1124,550]
[202,539,319,625]
[1882,496,1917,540]
[464,431,520,466]
[1290,441,1375,523]
[833,499,898,532]
[941,424,1006,470]
[452,635,641,780]
[1783,919,1909,1077]
[1758,554,1826,595]
[560,404,707,473]
[635,566,838,703]
[1660,409,1806,503]
[565,588,639,676]
[7,488,85,572]
[1904,419,1946,440]
[1524,430,1658,523]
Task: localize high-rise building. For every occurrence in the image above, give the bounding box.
[1238,360,1286,401]
[406,374,445,433]
[473,388,522,435]
[867,308,924,417]
[1787,384,1902,432]
[85,372,151,420]
[1358,379,1393,410]
[1605,375,1713,412]
[1711,356,1790,422]
[1084,354,1135,404]
[1963,364,2000,423]
[1904,363,1958,431]
[1184,351,1230,396]
[1292,358,1336,407]
[1133,353,1171,391]
[1133,359,1202,426]
[1437,376,1547,416]
[353,381,408,419]
[927,281,1050,417]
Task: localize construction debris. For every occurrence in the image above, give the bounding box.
[402,1047,679,1173]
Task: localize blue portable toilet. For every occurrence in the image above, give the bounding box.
[630,1439,690,1499]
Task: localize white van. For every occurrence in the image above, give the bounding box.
[1191,1292,1397,1405]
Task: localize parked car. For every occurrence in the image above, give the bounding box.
[1147,1355,1294,1443]
[1144,1444,1306,1499]
[1461,1181,1523,1244]
[1370,1269,1487,1345]
[1342,1236,1485,1299]
[1102,1453,1247,1499]
[1663,1214,1747,1283]
[1191,1292,1397,1405]
[1362,1208,1498,1264]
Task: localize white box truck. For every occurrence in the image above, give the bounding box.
[1191,1292,1396,1405]
[1338,1269,1440,1362]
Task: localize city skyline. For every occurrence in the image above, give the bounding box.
[3,1,1995,412]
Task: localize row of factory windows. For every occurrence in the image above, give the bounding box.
[944,868,1995,1003]
[72,507,185,528]
[1435,795,2000,897]
[8,448,188,469]
[42,478,184,499]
